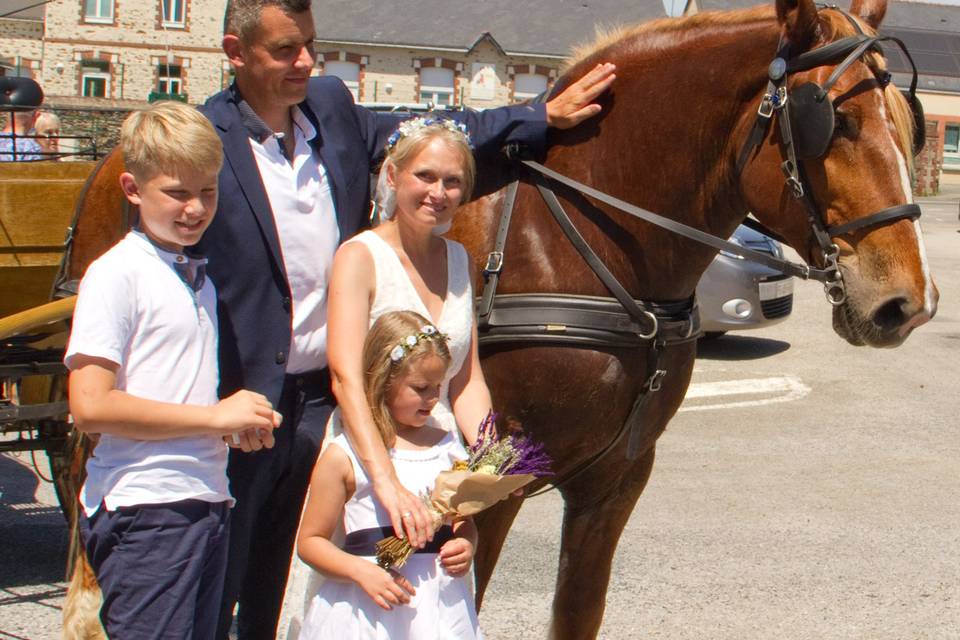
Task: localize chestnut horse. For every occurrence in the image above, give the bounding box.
[57,0,936,637]
[449,0,936,637]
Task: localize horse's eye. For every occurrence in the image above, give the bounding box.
[834,111,859,141]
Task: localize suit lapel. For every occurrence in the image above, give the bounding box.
[218,114,288,280]
[300,97,353,236]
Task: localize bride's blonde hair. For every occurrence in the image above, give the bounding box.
[374,117,476,223]
[363,310,451,447]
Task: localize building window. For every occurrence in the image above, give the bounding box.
[161,0,185,27]
[419,67,454,106]
[81,60,110,97]
[324,61,360,101]
[945,124,960,166]
[157,64,182,95]
[0,60,31,78]
[513,73,548,102]
[84,0,113,23]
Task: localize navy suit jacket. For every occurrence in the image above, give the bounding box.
[198,77,547,406]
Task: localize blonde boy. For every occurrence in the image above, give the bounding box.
[65,101,280,638]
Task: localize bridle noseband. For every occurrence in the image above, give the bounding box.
[737,10,925,305]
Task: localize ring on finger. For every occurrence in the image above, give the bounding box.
[401,511,412,518]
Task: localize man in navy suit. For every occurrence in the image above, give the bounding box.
[200,1,615,637]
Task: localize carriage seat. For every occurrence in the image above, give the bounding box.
[0,77,44,111]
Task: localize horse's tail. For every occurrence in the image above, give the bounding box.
[62,550,106,640]
[61,431,106,640]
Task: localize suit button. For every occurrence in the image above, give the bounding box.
[275,352,286,365]
[282,296,292,312]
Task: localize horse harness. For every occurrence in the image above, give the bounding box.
[477,10,925,496]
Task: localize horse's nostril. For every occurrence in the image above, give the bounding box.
[872,297,910,333]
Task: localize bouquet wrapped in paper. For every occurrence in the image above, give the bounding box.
[376,411,552,569]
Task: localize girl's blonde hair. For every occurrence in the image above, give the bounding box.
[374,118,476,222]
[363,310,451,447]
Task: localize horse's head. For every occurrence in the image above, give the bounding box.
[739,0,937,347]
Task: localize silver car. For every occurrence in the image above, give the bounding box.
[696,224,794,337]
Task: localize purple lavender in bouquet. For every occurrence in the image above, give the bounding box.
[467,411,553,477]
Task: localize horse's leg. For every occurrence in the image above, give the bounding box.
[472,494,525,609]
[548,447,657,640]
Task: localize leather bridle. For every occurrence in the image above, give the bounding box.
[736,10,924,305]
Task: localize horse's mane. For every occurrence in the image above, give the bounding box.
[564,4,916,174]
[564,6,772,71]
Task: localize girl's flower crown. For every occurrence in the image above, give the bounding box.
[386,117,473,151]
[389,324,449,363]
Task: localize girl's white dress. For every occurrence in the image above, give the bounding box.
[347,230,474,435]
[299,419,483,640]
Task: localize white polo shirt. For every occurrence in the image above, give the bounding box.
[249,106,340,373]
[65,231,230,516]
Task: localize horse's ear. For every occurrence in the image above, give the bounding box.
[775,0,820,49]
[849,0,888,30]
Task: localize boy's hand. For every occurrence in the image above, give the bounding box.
[439,537,474,577]
[216,390,281,451]
[224,425,277,452]
[356,562,416,611]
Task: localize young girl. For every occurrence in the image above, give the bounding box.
[297,310,482,639]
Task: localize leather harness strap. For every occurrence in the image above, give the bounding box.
[477,180,519,328]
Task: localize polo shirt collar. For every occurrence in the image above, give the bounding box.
[129,230,208,291]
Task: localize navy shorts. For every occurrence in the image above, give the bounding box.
[79,499,230,640]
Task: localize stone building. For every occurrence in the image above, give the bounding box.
[1,0,957,188]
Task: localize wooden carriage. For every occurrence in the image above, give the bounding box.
[0,76,125,532]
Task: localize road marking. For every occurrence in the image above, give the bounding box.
[679,375,810,412]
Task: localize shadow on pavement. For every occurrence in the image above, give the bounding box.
[0,454,69,588]
[695,334,791,360]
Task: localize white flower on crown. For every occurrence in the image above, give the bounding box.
[389,345,406,362]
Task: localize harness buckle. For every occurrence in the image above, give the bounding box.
[821,244,847,305]
[647,369,667,392]
[483,251,504,277]
[758,93,775,119]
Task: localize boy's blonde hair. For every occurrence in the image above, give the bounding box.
[363,310,451,447]
[120,101,222,180]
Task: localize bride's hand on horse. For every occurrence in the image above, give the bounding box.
[375,476,433,548]
[545,62,616,129]
[215,390,281,452]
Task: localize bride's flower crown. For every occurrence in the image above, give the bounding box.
[386,117,472,151]
[389,324,449,363]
